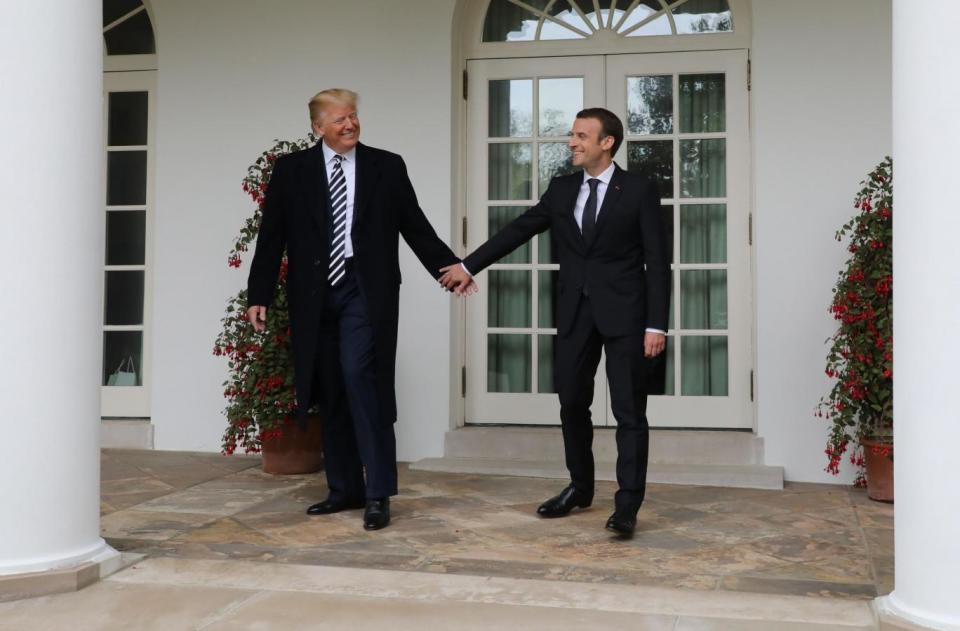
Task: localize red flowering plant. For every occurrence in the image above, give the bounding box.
[817,157,893,486]
[213,135,316,454]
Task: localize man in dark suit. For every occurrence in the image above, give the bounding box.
[247,89,464,531]
[440,108,670,536]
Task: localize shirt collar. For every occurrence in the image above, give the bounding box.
[582,162,616,186]
[321,141,357,164]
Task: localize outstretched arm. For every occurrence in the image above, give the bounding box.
[394,157,460,279]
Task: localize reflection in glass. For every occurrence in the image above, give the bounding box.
[103,330,143,386]
[539,0,591,40]
[108,92,148,146]
[679,74,725,133]
[106,210,146,265]
[680,270,727,330]
[680,204,725,264]
[539,78,582,136]
[680,139,725,198]
[538,335,556,393]
[627,141,673,198]
[681,336,728,395]
[539,143,575,195]
[488,206,531,263]
[621,1,671,36]
[107,150,147,205]
[483,0,541,41]
[104,9,156,55]
[488,270,532,328]
[538,270,558,328]
[588,0,636,30]
[104,0,143,26]
[627,76,672,135]
[489,143,532,200]
[673,0,733,33]
[488,334,532,393]
[104,271,145,325]
[538,230,556,264]
[489,80,533,138]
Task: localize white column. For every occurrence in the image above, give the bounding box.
[881,0,960,628]
[0,1,114,574]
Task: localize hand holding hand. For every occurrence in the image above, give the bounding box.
[247,305,267,332]
[439,264,476,296]
[644,332,666,358]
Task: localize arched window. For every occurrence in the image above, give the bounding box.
[103,0,155,55]
[483,0,732,42]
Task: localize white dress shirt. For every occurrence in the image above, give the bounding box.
[321,141,356,258]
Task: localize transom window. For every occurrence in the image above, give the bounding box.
[483,0,732,42]
[103,0,156,55]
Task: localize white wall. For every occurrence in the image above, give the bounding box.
[149,0,458,460]
[752,0,892,482]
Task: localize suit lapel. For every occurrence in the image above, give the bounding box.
[307,142,328,231]
[589,165,624,249]
[353,143,379,229]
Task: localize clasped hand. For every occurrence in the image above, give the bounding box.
[438,264,478,296]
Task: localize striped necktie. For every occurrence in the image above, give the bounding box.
[327,154,348,286]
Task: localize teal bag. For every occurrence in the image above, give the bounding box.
[107,356,137,386]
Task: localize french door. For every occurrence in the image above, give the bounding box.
[465,50,751,429]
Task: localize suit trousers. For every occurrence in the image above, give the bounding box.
[555,295,649,511]
[314,261,398,500]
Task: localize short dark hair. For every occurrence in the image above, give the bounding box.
[576,107,623,156]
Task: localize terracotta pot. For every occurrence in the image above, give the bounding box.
[260,415,324,475]
[862,438,893,503]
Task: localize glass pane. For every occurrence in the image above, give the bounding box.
[540,0,590,40]
[539,143,575,195]
[487,206,531,264]
[107,151,147,205]
[489,80,533,138]
[680,270,727,330]
[680,204,726,264]
[679,74,725,133]
[104,0,143,26]
[104,9,156,55]
[489,143,532,200]
[539,77,582,136]
[103,330,143,386]
[681,336,728,396]
[488,334,532,393]
[680,139,725,198]
[104,270,145,325]
[537,334,556,393]
[483,0,544,41]
[108,92,148,146]
[620,1,671,36]
[627,140,672,198]
[627,76,673,135]
[538,270,558,328]
[604,0,640,30]
[106,210,146,265]
[661,204,675,263]
[663,337,675,396]
[673,0,733,33]
[488,270,532,328]
[538,230,557,264]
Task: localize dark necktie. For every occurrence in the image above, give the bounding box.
[327,154,348,286]
[581,178,600,243]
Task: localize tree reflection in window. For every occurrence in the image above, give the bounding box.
[103,0,155,55]
[482,0,732,42]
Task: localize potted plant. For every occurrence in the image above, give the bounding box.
[817,157,893,501]
[213,134,324,474]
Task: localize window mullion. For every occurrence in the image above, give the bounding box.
[103,5,146,33]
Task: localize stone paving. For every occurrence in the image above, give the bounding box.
[100,449,894,601]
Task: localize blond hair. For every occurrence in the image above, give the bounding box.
[308,89,358,123]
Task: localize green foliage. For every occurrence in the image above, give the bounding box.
[817,157,893,485]
[213,135,316,454]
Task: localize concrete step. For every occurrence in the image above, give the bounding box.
[410,456,784,490]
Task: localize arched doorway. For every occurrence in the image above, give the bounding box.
[459,0,753,429]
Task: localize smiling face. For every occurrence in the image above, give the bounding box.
[312,103,360,154]
[568,116,615,175]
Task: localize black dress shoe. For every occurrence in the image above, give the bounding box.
[363,498,390,531]
[605,509,637,537]
[537,485,593,518]
[306,496,365,516]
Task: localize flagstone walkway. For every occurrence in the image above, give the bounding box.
[98,449,893,601]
